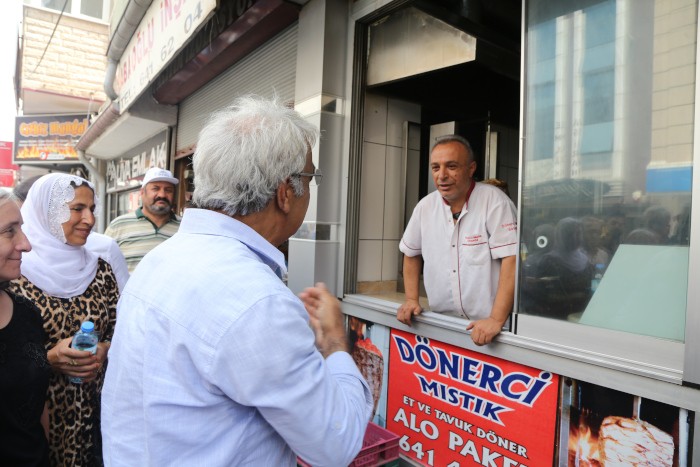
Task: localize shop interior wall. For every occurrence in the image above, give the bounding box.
[357,93,420,295]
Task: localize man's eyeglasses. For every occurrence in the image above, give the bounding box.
[294,168,323,186]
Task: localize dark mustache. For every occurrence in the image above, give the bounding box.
[154,197,171,204]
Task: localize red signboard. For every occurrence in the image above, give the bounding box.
[0,142,18,187]
[387,330,559,466]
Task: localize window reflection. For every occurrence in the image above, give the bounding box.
[522,217,592,319]
[520,0,695,342]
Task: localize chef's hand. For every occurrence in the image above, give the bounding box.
[396,299,422,326]
[466,317,504,346]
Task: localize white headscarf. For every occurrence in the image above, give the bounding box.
[20,173,100,298]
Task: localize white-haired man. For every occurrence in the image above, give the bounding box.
[105,167,180,272]
[101,96,373,466]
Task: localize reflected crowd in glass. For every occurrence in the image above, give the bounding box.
[518,0,695,342]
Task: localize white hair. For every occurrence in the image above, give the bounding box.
[192,95,319,216]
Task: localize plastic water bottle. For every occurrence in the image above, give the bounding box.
[69,321,98,384]
[591,263,606,293]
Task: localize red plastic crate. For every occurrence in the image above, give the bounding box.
[298,422,400,467]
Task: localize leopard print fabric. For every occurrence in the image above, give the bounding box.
[9,259,118,467]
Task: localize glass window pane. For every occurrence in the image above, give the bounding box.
[81,0,103,19]
[42,0,72,12]
[520,0,696,342]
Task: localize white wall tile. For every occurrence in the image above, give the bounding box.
[382,240,400,281]
[357,240,383,282]
[407,122,421,150]
[363,94,388,145]
[405,148,421,219]
[387,99,421,147]
[359,142,386,239]
[383,146,404,240]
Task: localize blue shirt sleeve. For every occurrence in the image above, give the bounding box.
[207,292,373,467]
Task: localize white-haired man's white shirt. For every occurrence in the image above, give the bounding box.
[101,208,373,467]
[399,183,518,320]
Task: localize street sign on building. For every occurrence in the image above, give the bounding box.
[105,130,169,192]
[114,0,217,113]
[13,115,89,163]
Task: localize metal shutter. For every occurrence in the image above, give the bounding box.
[176,23,298,151]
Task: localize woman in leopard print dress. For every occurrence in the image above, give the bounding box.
[9,174,118,466]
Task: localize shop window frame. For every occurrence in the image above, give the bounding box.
[682,13,700,384]
[343,0,700,388]
[514,0,700,387]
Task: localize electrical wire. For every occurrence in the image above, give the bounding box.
[29,0,69,76]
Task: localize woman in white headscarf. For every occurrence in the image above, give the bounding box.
[9,173,118,467]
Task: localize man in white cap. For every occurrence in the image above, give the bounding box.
[105,167,181,272]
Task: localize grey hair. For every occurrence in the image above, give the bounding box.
[0,190,18,212]
[432,134,475,162]
[192,95,319,216]
[0,190,16,203]
[12,175,42,202]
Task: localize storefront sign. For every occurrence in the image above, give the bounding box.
[106,130,169,191]
[0,142,18,187]
[115,0,218,113]
[13,115,88,163]
[387,331,559,466]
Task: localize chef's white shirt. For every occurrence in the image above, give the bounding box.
[399,183,518,320]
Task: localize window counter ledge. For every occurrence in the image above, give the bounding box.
[342,294,699,411]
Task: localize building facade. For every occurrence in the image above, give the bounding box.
[14,0,110,181]
[81,0,700,464]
